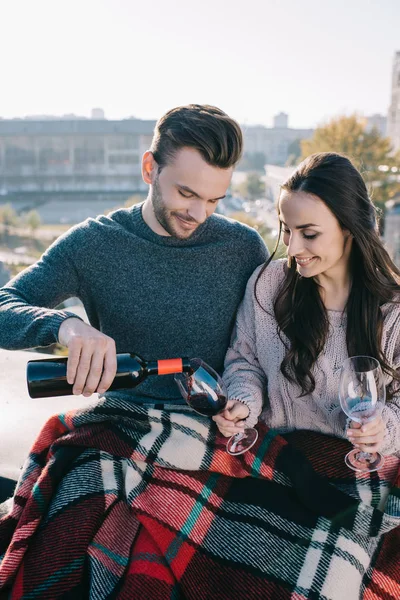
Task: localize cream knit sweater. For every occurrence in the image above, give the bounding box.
[223,259,400,457]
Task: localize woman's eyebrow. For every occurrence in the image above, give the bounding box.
[280,220,319,229]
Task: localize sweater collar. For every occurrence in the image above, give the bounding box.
[131,202,212,247]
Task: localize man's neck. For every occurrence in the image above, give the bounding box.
[141,197,171,236]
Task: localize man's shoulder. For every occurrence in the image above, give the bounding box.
[60,206,139,240]
[208,213,266,246]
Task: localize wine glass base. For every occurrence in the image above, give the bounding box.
[345,449,384,473]
[226,428,258,456]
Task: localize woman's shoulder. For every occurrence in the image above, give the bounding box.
[381,297,400,330]
[251,257,287,285]
[245,258,287,305]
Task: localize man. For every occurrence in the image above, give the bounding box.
[0,105,269,593]
[0,104,267,412]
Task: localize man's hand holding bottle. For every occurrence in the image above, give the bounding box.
[58,318,117,396]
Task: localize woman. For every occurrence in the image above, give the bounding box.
[214,152,400,457]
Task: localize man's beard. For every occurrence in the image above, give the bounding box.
[151,174,199,239]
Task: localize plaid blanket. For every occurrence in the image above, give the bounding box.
[0,396,399,599]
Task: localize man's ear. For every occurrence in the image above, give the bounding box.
[142,151,158,185]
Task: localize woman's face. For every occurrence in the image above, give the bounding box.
[278,190,352,279]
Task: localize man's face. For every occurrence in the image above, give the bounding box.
[149,148,233,239]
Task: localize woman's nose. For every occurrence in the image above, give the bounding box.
[287,233,304,257]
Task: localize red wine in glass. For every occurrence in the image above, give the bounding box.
[175,358,258,455]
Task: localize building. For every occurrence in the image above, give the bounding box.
[0,113,312,224]
[384,196,400,267]
[91,108,106,120]
[365,114,387,137]
[242,115,313,166]
[263,164,295,203]
[273,112,289,129]
[0,118,156,195]
[388,51,400,153]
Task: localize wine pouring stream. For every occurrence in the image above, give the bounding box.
[26,354,258,456]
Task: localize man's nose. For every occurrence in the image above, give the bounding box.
[188,201,207,224]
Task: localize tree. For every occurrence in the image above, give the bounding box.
[0,204,19,239]
[230,211,284,255]
[301,115,400,223]
[286,138,301,166]
[235,172,266,201]
[239,152,267,172]
[24,210,41,236]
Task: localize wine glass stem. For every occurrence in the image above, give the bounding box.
[356,451,374,462]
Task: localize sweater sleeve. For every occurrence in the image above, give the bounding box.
[381,323,400,457]
[222,268,268,427]
[0,226,84,350]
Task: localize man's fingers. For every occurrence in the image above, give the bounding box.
[66,339,83,385]
[97,344,117,393]
[83,348,106,396]
[72,346,94,395]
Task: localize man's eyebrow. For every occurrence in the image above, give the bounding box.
[177,184,226,201]
[280,220,319,229]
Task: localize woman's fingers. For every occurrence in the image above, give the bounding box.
[212,400,249,437]
[347,416,386,452]
[213,416,245,437]
[347,417,384,439]
[355,441,384,452]
[352,432,385,445]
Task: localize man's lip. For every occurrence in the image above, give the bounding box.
[175,214,198,229]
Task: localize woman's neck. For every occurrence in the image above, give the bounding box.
[315,266,352,312]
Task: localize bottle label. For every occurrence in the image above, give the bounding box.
[157,358,183,375]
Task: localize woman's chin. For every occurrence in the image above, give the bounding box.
[295,258,320,277]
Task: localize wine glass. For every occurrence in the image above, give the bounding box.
[339,356,386,473]
[174,358,258,455]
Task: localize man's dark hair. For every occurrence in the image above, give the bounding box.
[150,104,243,170]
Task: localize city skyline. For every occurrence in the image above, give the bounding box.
[0,0,399,129]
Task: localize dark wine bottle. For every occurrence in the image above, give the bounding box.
[27,353,192,399]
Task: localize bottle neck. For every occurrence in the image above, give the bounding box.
[146,358,192,376]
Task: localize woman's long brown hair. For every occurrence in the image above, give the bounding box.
[256,152,400,397]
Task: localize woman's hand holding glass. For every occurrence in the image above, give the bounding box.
[174,359,258,455]
[212,400,250,437]
[347,416,386,453]
[339,355,386,472]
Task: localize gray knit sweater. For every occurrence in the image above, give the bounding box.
[0,203,268,404]
[223,259,400,456]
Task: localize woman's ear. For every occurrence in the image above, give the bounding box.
[342,228,353,240]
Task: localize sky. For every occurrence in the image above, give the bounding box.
[0,0,399,129]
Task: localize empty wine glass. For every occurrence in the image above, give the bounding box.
[339,356,386,472]
[174,358,258,455]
